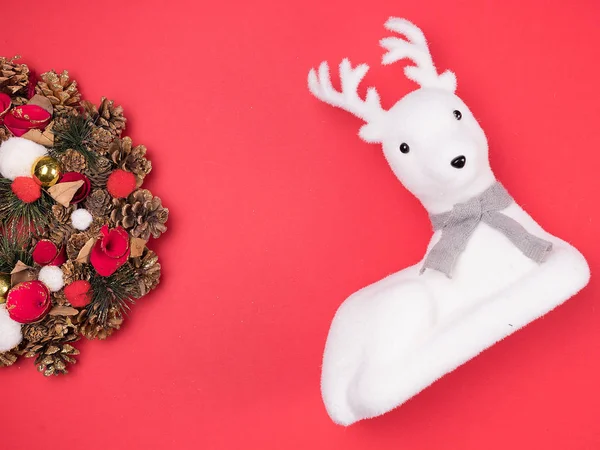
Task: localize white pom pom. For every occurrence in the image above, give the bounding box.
[0,304,22,352]
[38,266,64,292]
[0,137,48,180]
[71,208,93,231]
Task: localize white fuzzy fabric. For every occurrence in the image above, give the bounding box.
[308,18,590,426]
[0,137,48,180]
[71,208,93,230]
[38,266,64,292]
[0,304,23,352]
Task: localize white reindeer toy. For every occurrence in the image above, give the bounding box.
[308,18,590,426]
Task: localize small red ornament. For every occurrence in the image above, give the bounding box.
[32,240,67,266]
[64,280,92,307]
[90,225,131,276]
[107,169,136,198]
[11,176,41,203]
[59,172,91,204]
[6,280,51,324]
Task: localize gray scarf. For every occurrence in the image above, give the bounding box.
[421,182,553,278]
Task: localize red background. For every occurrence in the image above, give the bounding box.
[2,0,600,448]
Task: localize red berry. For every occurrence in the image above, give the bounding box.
[33,240,59,265]
[107,169,136,198]
[64,280,92,307]
[11,176,41,203]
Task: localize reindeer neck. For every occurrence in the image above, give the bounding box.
[419,171,498,215]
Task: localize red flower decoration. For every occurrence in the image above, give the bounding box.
[59,172,91,204]
[4,104,51,137]
[90,225,130,276]
[6,280,51,324]
[64,280,92,307]
[32,239,66,266]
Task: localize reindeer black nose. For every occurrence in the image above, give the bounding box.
[451,155,466,169]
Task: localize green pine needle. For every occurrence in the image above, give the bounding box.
[89,263,141,325]
[51,114,100,167]
[0,226,33,273]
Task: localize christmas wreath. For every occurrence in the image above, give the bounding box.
[0,56,168,375]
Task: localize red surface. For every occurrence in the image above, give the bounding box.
[2,1,600,449]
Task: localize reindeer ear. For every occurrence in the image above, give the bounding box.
[358,122,385,144]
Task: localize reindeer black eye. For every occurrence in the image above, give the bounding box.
[453,110,462,120]
[399,143,410,154]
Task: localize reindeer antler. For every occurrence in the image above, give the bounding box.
[308,58,384,124]
[380,18,457,92]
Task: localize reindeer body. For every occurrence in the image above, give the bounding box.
[309,18,589,425]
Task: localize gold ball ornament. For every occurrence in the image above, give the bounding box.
[32,156,61,187]
[0,273,11,304]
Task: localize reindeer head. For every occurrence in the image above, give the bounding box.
[308,18,495,213]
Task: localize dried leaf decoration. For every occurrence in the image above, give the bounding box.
[49,305,78,316]
[10,260,36,286]
[27,94,54,114]
[129,237,147,258]
[21,121,54,147]
[48,180,84,207]
[75,237,96,264]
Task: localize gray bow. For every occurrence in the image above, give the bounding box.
[421,182,553,278]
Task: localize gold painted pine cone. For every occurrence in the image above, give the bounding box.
[76,305,123,340]
[28,343,80,376]
[35,70,81,114]
[62,260,90,285]
[111,189,168,240]
[0,126,10,142]
[85,157,113,189]
[83,97,127,139]
[59,148,87,172]
[22,315,80,376]
[0,350,18,368]
[131,249,161,297]
[109,137,152,185]
[43,204,76,244]
[84,188,113,216]
[0,56,30,104]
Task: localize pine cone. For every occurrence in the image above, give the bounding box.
[0,350,18,368]
[131,249,161,297]
[85,157,113,190]
[35,70,81,115]
[91,126,114,154]
[62,260,90,285]
[83,98,126,140]
[66,232,93,260]
[29,342,80,376]
[59,148,86,172]
[52,290,68,307]
[43,204,76,244]
[22,314,79,344]
[76,305,123,340]
[111,190,168,240]
[0,56,30,103]
[22,314,80,376]
[108,137,151,185]
[0,126,10,143]
[84,188,112,216]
